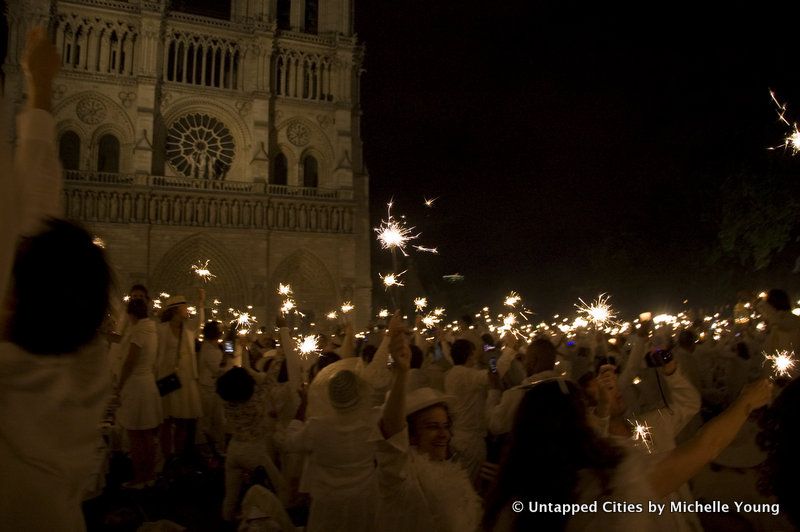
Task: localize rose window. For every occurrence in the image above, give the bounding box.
[166,113,235,179]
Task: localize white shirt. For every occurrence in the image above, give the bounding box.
[486,370,559,435]
[198,341,223,387]
[444,364,489,437]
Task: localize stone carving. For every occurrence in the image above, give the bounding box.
[316,114,334,128]
[118,91,136,108]
[166,113,235,179]
[76,97,107,124]
[286,120,311,147]
[235,100,252,116]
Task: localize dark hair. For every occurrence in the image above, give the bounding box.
[126,298,148,320]
[361,344,377,364]
[308,351,341,383]
[677,330,697,350]
[216,367,255,403]
[451,339,475,365]
[767,289,792,312]
[758,378,800,527]
[203,320,222,340]
[483,380,624,531]
[410,344,424,369]
[460,314,475,326]
[160,305,180,323]
[8,219,111,354]
[263,357,289,383]
[129,284,149,300]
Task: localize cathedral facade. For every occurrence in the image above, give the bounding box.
[4,0,372,326]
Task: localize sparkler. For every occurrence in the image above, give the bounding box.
[191,260,216,283]
[414,297,428,312]
[377,309,389,319]
[380,271,407,290]
[280,298,297,315]
[768,90,800,154]
[277,283,293,297]
[423,196,438,208]
[160,292,171,299]
[92,236,106,248]
[575,294,618,328]
[765,350,796,378]
[629,418,654,453]
[297,335,320,358]
[504,291,521,308]
[340,302,354,314]
[374,202,420,256]
[413,245,438,254]
[326,311,338,320]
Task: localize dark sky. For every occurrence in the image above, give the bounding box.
[357,1,800,316]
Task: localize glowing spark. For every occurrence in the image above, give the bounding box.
[765,350,796,378]
[153,299,162,310]
[234,312,255,330]
[377,309,389,319]
[769,90,800,154]
[160,292,170,299]
[280,299,296,314]
[433,307,445,316]
[629,419,654,453]
[413,245,438,254]
[653,314,677,326]
[341,302,354,314]
[374,203,419,256]
[414,297,428,312]
[122,295,130,303]
[423,196,438,208]
[187,306,197,316]
[92,236,105,248]
[632,376,642,385]
[380,270,407,290]
[298,335,320,357]
[213,299,221,305]
[191,260,216,282]
[277,283,293,296]
[326,311,338,320]
[575,294,617,328]
[504,291,521,308]
[421,315,437,328]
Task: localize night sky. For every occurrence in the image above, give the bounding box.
[357,2,800,316]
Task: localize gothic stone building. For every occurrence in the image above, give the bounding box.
[4,0,372,326]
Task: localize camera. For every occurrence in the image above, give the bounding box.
[223,340,235,355]
[645,349,673,368]
[489,356,498,374]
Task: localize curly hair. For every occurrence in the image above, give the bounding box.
[757,377,800,527]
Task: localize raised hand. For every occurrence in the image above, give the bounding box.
[22,27,60,111]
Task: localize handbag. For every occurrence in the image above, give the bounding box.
[157,324,183,397]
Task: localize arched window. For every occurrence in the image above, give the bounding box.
[277,0,291,30]
[59,131,80,171]
[303,155,318,188]
[97,134,120,173]
[305,0,319,34]
[273,153,288,186]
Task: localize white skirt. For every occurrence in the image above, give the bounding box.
[117,374,163,430]
[162,369,203,419]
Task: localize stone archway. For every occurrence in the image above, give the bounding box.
[150,235,249,311]
[268,249,338,323]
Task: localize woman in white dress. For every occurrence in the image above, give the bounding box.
[375,317,482,532]
[116,298,162,486]
[156,292,204,459]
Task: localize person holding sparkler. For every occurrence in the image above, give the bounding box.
[483,376,773,531]
[156,289,206,461]
[375,314,482,532]
[0,28,114,531]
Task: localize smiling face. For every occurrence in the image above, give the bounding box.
[409,404,451,461]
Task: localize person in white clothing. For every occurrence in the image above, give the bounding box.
[198,320,226,453]
[115,298,162,487]
[373,315,482,532]
[0,28,113,531]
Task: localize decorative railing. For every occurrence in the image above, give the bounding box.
[62,171,356,233]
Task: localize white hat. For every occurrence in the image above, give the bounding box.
[307,358,370,418]
[404,387,454,417]
[164,295,187,308]
[329,369,361,410]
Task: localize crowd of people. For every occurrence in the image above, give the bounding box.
[2,27,800,532]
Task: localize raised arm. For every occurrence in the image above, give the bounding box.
[647,378,772,498]
[339,320,356,358]
[276,315,302,390]
[380,314,410,439]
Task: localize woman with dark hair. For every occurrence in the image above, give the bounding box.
[116,298,162,487]
[484,376,773,531]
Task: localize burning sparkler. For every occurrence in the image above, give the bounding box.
[326,311,338,320]
[191,260,216,283]
[504,291,521,308]
[277,283,293,297]
[92,236,106,248]
[629,418,654,453]
[765,350,796,378]
[380,271,407,290]
[575,294,618,328]
[298,335,320,358]
[414,297,428,313]
[280,298,297,315]
[374,202,420,256]
[769,90,800,154]
[423,196,438,208]
[340,302,354,314]
[377,309,389,319]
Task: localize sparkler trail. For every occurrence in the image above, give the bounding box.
[769,90,800,154]
[575,293,618,328]
[504,291,521,308]
[765,350,796,378]
[374,202,420,256]
[423,196,439,208]
[380,271,406,290]
[191,260,216,283]
[629,418,654,453]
